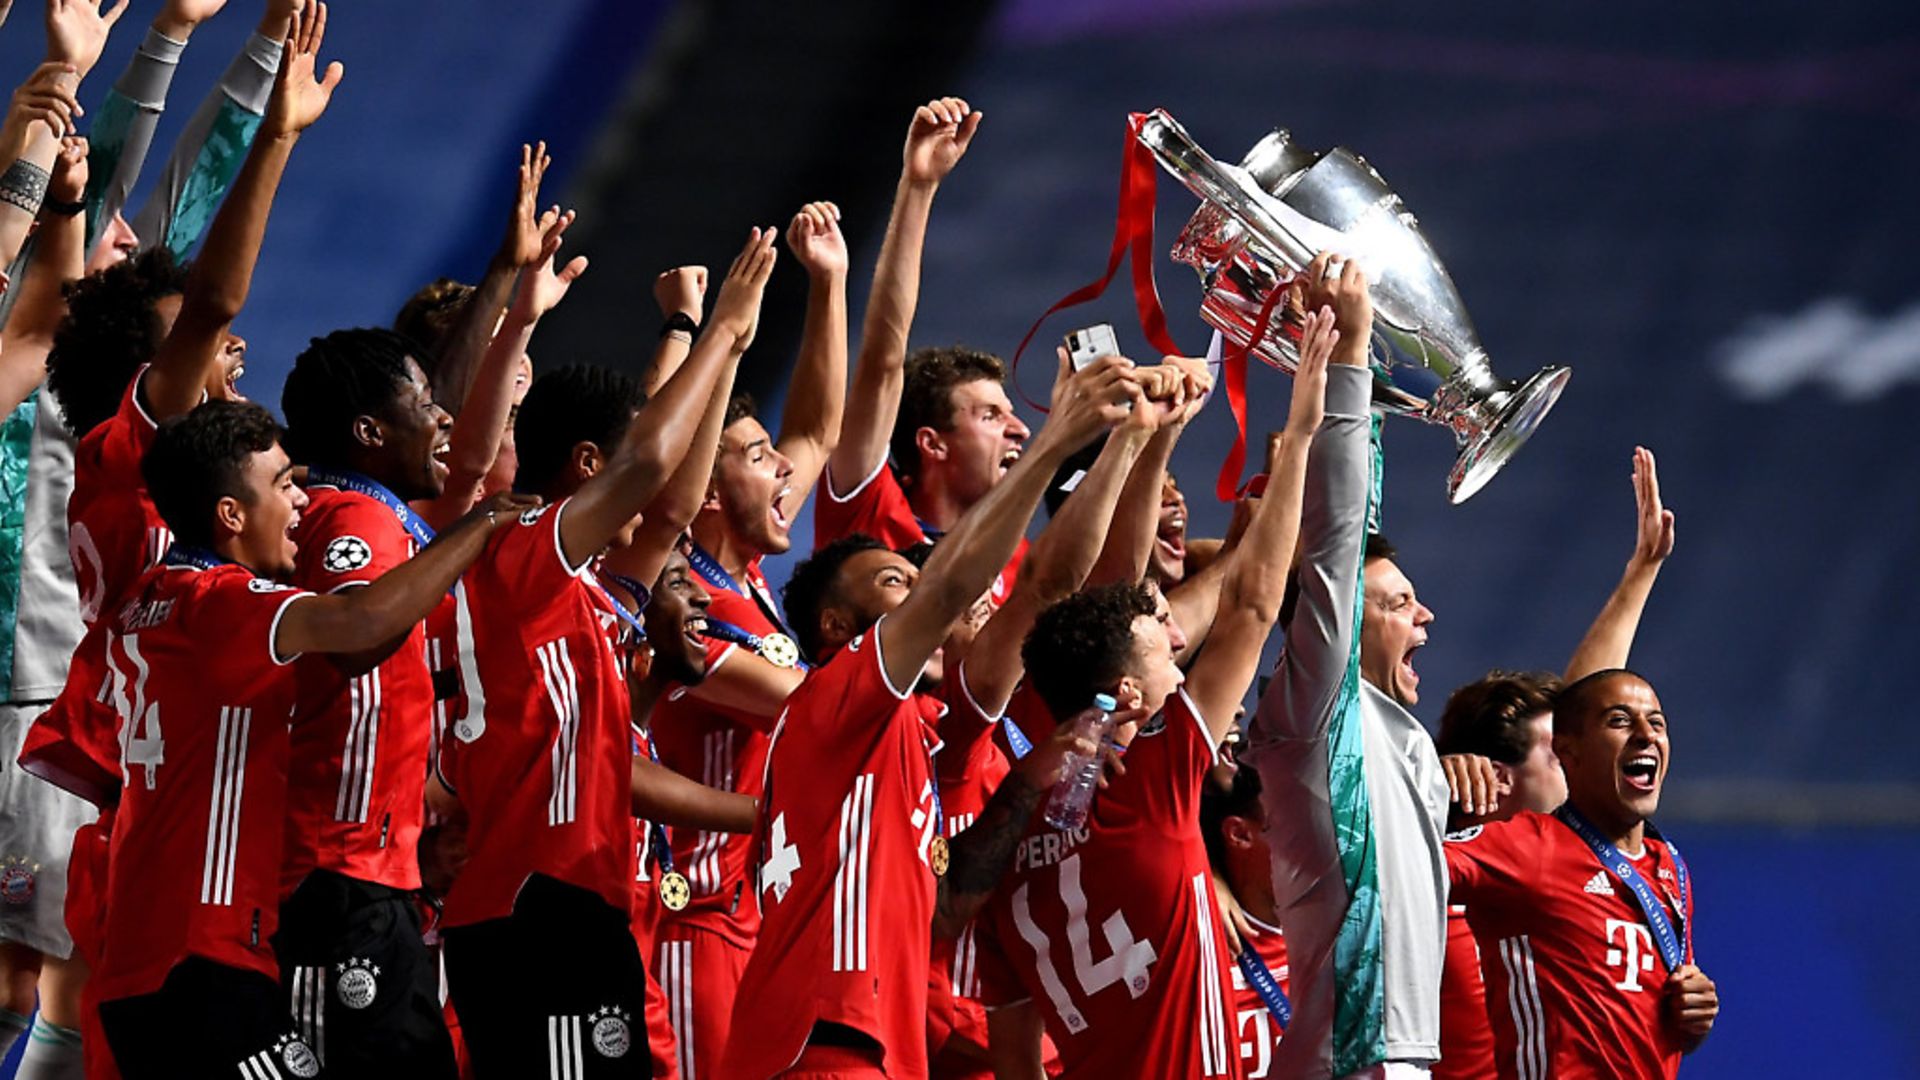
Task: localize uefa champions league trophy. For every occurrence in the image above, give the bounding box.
[1136,109,1570,503]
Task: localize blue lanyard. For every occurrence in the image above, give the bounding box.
[686,542,791,637]
[593,574,648,643]
[305,468,437,549]
[701,619,809,672]
[163,544,228,571]
[1556,805,1691,969]
[1236,949,1292,1031]
[1001,716,1033,760]
[638,736,676,875]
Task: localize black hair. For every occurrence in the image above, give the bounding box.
[46,248,191,439]
[1435,671,1562,764]
[782,534,889,663]
[896,540,937,570]
[724,392,758,430]
[890,345,1008,484]
[392,277,473,377]
[1200,765,1264,874]
[1280,531,1400,628]
[142,401,285,549]
[280,328,426,465]
[1022,582,1159,719]
[513,364,647,497]
[1556,668,1652,736]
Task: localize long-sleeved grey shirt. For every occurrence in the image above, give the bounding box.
[1242,362,1450,1079]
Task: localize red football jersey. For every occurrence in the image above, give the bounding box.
[1445,812,1694,1080]
[813,459,1027,607]
[282,486,437,894]
[926,666,1010,1027]
[91,562,313,1002]
[1227,915,1290,1080]
[979,690,1240,1079]
[21,371,173,808]
[648,554,781,948]
[437,500,637,928]
[628,727,682,1080]
[1435,904,1496,1080]
[721,621,941,1079]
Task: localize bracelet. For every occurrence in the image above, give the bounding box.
[659,312,699,339]
[42,196,84,218]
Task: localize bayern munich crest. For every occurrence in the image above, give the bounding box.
[336,957,380,1010]
[322,535,373,573]
[273,1034,321,1079]
[0,857,37,906]
[589,1006,631,1059]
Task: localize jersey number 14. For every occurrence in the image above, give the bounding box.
[1010,852,1159,1033]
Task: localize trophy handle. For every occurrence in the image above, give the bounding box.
[1138,111,1342,275]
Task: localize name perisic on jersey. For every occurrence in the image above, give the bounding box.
[119,596,176,632]
[1016,825,1092,872]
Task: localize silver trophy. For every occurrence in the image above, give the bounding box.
[1136,109,1569,503]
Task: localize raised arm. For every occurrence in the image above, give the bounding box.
[824,97,979,493]
[1086,355,1210,586]
[276,492,536,658]
[642,266,705,396]
[127,0,297,259]
[420,145,580,525]
[143,0,336,421]
[556,228,775,568]
[1249,256,1374,744]
[0,135,85,415]
[1565,446,1674,681]
[960,354,1174,715]
[0,63,82,282]
[774,199,848,515]
[1190,306,1334,743]
[877,355,1135,693]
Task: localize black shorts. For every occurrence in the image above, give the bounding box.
[100,956,324,1079]
[442,874,654,1080]
[274,869,456,1080]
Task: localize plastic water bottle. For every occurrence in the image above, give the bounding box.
[1043,693,1119,831]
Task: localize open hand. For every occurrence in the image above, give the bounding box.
[1284,305,1337,437]
[510,208,586,323]
[706,226,779,351]
[904,96,981,186]
[496,141,553,269]
[263,1,342,138]
[474,491,542,530]
[785,200,846,279]
[44,0,128,82]
[1629,446,1675,569]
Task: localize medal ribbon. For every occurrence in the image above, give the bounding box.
[1001,716,1033,760]
[591,574,649,644]
[305,468,438,548]
[686,542,793,638]
[162,544,229,571]
[639,736,678,878]
[700,620,809,673]
[1556,805,1692,969]
[1236,949,1293,1031]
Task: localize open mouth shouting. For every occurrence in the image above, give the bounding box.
[683,612,709,649]
[1399,637,1425,692]
[431,438,451,479]
[1619,749,1662,795]
[769,484,792,534]
[999,447,1022,475]
[1155,514,1187,566]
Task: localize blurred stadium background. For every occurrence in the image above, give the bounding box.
[5,0,1916,1074]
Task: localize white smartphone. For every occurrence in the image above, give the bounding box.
[1064,323,1120,371]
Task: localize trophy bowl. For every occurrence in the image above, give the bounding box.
[1137,109,1568,504]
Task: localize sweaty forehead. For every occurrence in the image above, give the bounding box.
[1564,673,1661,731]
[722,415,772,452]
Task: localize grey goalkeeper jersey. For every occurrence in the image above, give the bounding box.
[1241,363,1450,1078]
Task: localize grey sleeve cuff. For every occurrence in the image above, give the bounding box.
[220,32,284,115]
[1325,363,1373,418]
[113,27,187,110]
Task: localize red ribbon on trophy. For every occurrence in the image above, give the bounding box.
[1013,111,1292,502]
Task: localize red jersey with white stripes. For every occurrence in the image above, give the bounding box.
[91,562,313,1002]
[813,459,1027,607]
[1444,812,1693,1080]
[722,621,941,1079]
[648,557,778,947]
[438,500,637,927]
[1228,915,1290,1080]
[629,727,684,1080]
[282,486,435,894]
[1435,904,1496,1080]
[979,690,1241,1079]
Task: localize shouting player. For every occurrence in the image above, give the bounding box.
[975,306,1334,1080]
[1443,670,1718,1078]
[91,398,530,1079]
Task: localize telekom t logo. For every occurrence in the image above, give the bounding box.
[1604,919,1655,991]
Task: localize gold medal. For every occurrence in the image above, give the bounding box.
[929,835,950,878]
[658,870,691,911]
[758,632,800,670]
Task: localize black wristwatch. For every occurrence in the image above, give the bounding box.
[42,197,85,217]
[660,312,699,339]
